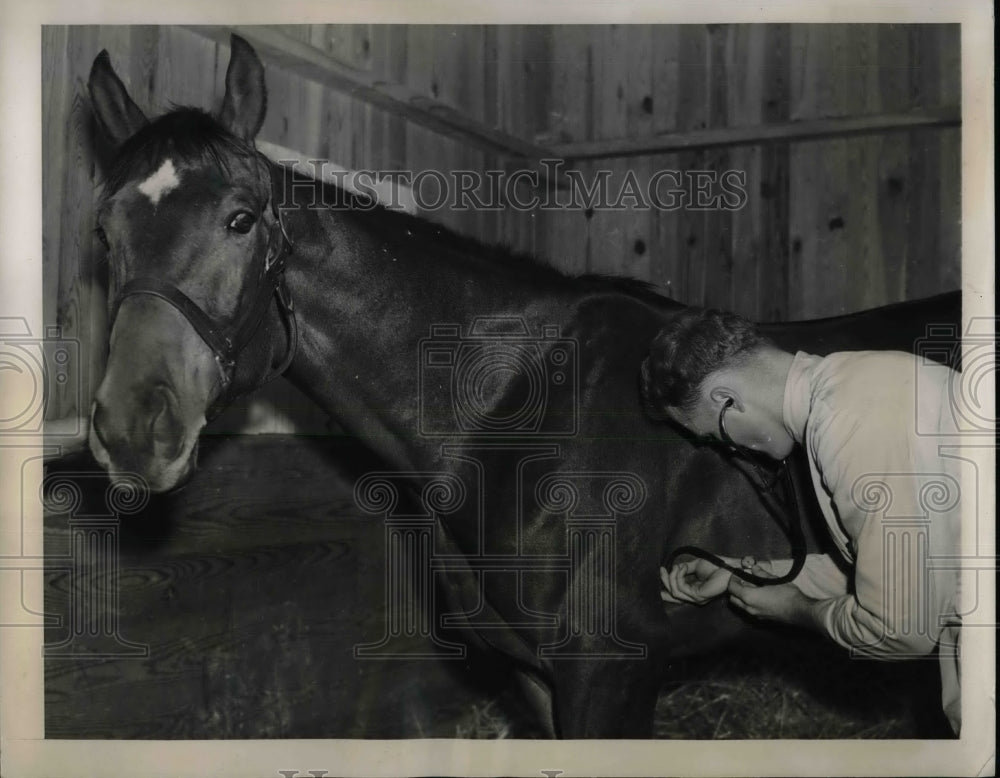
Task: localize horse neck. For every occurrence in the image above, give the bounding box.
[276,190,574,469]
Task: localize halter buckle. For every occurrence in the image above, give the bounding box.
[214,353,235,388]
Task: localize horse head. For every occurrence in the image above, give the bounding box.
[87,36,293,492]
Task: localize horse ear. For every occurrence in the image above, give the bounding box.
[218,35,267,141]
[88,50,149,146]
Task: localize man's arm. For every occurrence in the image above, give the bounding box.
[727,577,829,632]
[662,553,849,611]
[798,391,946,658]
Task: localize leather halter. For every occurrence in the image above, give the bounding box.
[108,164,296,418]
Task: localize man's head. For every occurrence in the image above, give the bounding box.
[640,307,795,459]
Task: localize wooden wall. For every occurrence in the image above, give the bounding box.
[538,25,960,319]
[41,24,961,428]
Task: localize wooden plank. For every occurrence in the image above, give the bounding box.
[620,25,654,284]
[523,25,552,261]
[184,24,556,161]
[496,25,534,254]
[725,25,764,319]
[495,25,519,250]
[316,41,356,170]
[347,26,370,174]
[904,24,941,301]
[540,25,593,276]
[701,24,733,310]
[818,24,852,317]
[873,24,910,305]
[41,24,71,380]
[126,26,160,111]
[370,25,408,170]
[472,25,501,249]
[154,26,219,111]
[405,24,461,233]
[273,24,311,46]
[433,25,482,239]
[787,25,817,320]
[789,25,851,319]
[291,25,329,159]
[936,24,961,292]
[758,23,791,322]
[648,25,682,300]
[586,24,630,277]
[839,24,883,315]
[551,105,959,160]
[403,24,433,211]
[675,25,709,306]
[322,23,372,69]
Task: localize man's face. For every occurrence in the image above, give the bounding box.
[665,401,720,444]
[666,382,794,460]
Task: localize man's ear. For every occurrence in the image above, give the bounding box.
[88,50,148,146]
[218,34,267,141]
[708,386,743,412]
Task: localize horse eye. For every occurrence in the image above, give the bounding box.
[226,211,256,234]
[94,226,110,250]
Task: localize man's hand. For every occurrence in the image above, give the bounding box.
[727,576,819,629]
[660,558,732,605]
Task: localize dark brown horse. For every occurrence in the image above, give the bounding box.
[85,36,960,737]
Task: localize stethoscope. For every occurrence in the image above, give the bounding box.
[662,397,807,587]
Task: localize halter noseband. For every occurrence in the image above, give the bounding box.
[107,167,297,418]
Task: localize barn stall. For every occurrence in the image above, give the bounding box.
[40,23,960,739]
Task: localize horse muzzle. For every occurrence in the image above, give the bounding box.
[89,384,202,493]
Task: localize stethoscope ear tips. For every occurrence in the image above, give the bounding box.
[718,396,738,445]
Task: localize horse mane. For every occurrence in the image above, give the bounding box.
[294,160,681,309]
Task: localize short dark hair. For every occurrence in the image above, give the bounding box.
[640,307,769,419]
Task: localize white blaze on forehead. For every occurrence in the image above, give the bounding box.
[138,158,180,206]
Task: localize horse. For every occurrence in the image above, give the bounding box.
[84,35,961,738]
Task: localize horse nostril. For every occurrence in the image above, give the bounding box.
[149,386,184,460]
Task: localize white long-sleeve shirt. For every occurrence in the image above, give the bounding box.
[768,350,962,731]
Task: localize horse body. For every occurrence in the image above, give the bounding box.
[260,165,854,736]
[84,37,960,738]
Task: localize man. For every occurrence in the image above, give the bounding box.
[640,307,962,734]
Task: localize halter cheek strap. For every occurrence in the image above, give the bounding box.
[112,275,241,382]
